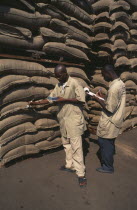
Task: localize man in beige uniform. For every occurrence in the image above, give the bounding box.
[92,64,126,173]
[29,64,87,187]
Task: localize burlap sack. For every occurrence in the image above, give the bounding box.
[0,75,31,95]
[0,114,35,135]
[43,42,90,62]
[120,71,137,83]
[0,0,36,13]
[1,145,40,165]
[0,122,37,146]
[0,59,50,76]
[111,21,129,33]
[110,12,132,28]
[92,0,113,14]
[121,117,137,132]
[1,86,49,107]
[35,118,59,129]
[0,129,60,158]
[110,1,130,13]
[111,31,130,42]
[115,56,130,68]
[0,35,45,50]
[0,102,29,119]
[93,22,112,34]
[37,3,69,20]
[0,6,51,30]
[51,0,93,24]
[49,18,92,44]
[40,27,66,42]
[31,76,57,88]
[94,12,110,23]
[67,17,93,35]
[35,137,62,151]
[0,23,32,39]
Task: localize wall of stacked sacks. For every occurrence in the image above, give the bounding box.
[0,0,136,165]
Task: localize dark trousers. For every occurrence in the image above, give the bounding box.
[98,137,116,171]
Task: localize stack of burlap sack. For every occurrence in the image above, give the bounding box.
[87,0,137,133]
[0,0,92,165]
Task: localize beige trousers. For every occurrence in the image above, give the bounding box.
[62,136,85,177]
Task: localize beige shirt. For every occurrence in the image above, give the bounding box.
[97,78,126,139]
[48,77,86,138]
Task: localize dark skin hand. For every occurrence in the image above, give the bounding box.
[92,90,112,115]
[28,97,83,106]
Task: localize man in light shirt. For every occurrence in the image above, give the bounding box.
[29,64,87,187]
[92,64,126,173]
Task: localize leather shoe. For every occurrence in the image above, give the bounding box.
[96,167,114,173]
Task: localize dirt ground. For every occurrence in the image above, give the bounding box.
[0,128,137,210]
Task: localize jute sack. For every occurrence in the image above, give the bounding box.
[70,0,92,14]
[111,21,129,33]
[0,59,50,76]
[94,12,110,23]
[0,23,32,39]
[111,31,130,42]
[31,76,57,88]
[40,27,66,43]
[110,1,130,13]
[0,129,60,158]
[113,50,127,60]
[0,114,35,135]
[0,0,36,13]
[93,22,112,34]
[67,67,89,82]
[125,80,137,90]
[65,39,90,54]
[124,106,135,120]
[130,58,137,69]
[36,106,59,115]
[43,42,90,62]
[115,56,130,68]
[127,44,137,52]
[35,137,62,151]
[120,71,137,83]
[1,145,40,165]
[0,6,51,30]
[87,100,102,109]
[132,12,137,22]
[0,122,37,146]
[92,0,113,14]
[126,0,137,9]
[112,39,127,52]
[110,12,132,28]
[73,78,88,88]
[37,3,69,21]
[89,109,101,116]
[51,0,93,24]
[0,75,31,95]
[121,117,137,132]
[49,18,92,45]
[0,35,45,50]
[35,118,59,129]
[67,17,93,35]
[1,86,49,107]
[0,102,29,119]
[91,75,108,88]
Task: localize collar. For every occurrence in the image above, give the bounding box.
[109,78,120,88]
[59,76,71,87]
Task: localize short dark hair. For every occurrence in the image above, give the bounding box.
[54,64,67,74]
[103,64,115,72]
